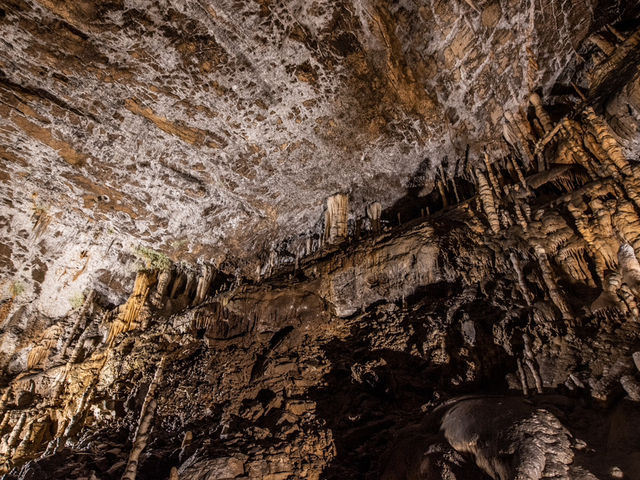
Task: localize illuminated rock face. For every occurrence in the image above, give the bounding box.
[3,2,640,480]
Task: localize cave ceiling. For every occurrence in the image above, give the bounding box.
[0,0,637,311]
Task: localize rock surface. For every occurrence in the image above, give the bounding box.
[2,2,640,480]
[2,0,638,313]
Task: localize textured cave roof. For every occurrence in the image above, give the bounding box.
[0,0,634,312]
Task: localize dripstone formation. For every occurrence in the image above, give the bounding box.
[2,1,640,480]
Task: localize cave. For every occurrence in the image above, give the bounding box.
[2,1,640,479]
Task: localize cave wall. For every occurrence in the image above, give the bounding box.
[3,2,640,480]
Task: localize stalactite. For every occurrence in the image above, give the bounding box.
[533,244,573,322]
[588,33,615,55]
[613,201,640,251]
[107,270,157,346]
[483,153,501,196]
[523,334,543,394]
[566,199,614,285]
[6,413,26,453]
[122,356,166,480]
[620,375,640,401]
[504,111,535,169]
[510,253,532,305]
[437,179,448,208]
[525,358,543,394]
[516,358,529,396]
[305,235,312,256]
[151,269,173,309]
[557,245,596,287]
[508,155,529,191]
[499,209,512,230]
[560,120,598,179]
[530,93,553,133]
[27,325,61,369]
[583,133,620,179]
[474,168,500,234]
[592,272,625,317]
[450,178,461,204]
[618,283,640,320]
[63,387,94,438]
[589,28,640,87]
[60,290,95,358]
[193,265,213,306]
[583,107,631,175]
[366,201,381,236]
[183,271,196,300]
[513,203,529,232]
[534,120,564,158]
[324,193,349,244]
[169,272,186,299]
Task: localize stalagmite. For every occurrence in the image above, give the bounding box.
[193,264,213,305]
[618,243,640,296]
[474,168,500,234]
[366,201,382,235]
[324,193,349,244]
[122,356,166,480]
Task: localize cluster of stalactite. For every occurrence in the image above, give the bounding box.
[105,263,232,346]
[256,27,640,281]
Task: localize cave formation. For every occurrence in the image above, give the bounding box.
[2,1,640,479]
